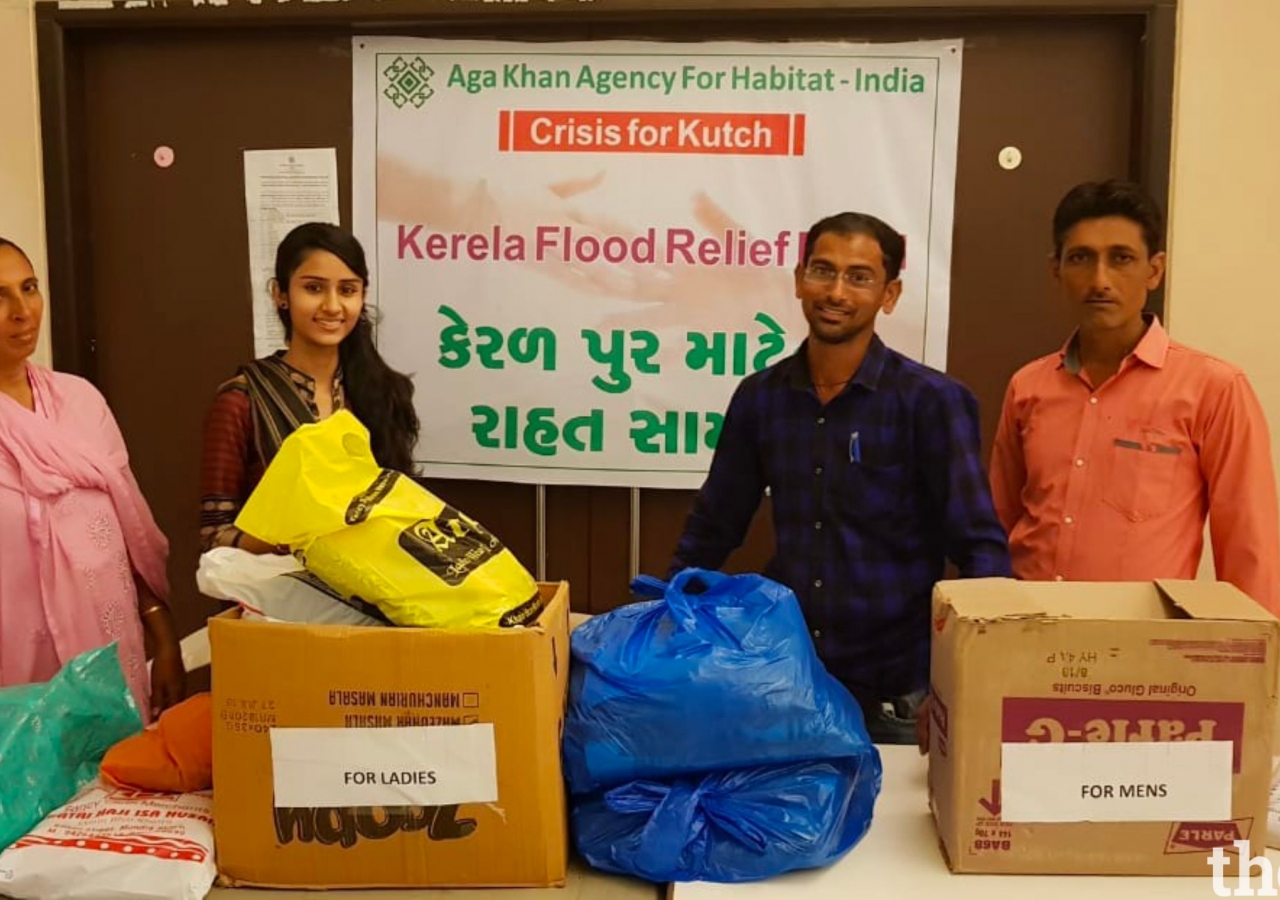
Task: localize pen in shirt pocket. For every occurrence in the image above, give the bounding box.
[849,431,862,463]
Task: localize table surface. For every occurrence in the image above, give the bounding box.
[209,861,661,900]
[213,746,1280,898]
[9,745,1272,899]
[676,745,1280,899]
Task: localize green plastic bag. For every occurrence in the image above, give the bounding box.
[0,643,143,850]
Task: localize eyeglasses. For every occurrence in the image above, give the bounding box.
[802,263,880,290]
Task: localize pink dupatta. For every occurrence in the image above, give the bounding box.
[0,365,168,717]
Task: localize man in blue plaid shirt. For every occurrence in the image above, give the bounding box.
[669,212,1012,744]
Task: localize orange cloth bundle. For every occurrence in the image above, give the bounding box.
[100,693,213,793]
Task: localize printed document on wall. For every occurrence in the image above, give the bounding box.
[243,148,341,358]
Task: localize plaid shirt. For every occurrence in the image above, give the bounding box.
[671,336,1011,697]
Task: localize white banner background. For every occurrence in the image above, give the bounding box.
[353,38,962,488]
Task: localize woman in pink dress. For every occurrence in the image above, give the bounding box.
[0,237,183,722]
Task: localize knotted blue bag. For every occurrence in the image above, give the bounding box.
[564,569,881,882]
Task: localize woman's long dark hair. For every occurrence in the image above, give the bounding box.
[274,223,420,475]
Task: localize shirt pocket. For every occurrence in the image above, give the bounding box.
[1102,426,1185,522]
[835,460,910,531]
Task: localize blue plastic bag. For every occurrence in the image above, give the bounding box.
[0,643,144,850]
[572,759,880,883]
[564,569,882,882]
[563,569,875,794]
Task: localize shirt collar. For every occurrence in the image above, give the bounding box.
[1059,313,1169,374]
[787,334,888,394]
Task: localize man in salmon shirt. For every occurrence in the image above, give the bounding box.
[989,179,1280,613]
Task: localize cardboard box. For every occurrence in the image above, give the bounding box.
[928,578,1279,875]
[211,581,570,889]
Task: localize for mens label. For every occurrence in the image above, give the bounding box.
[270,724,497,808]
[1001,740,1232,823]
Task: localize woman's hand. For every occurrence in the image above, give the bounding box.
[135,575,187,718]
[150,641,186,718]
[234,529,291,555]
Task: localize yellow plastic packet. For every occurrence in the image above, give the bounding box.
[235,411,543,629]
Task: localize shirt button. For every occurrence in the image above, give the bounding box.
[814,579,823,589]
[817,417,826,426]
[1074,458,1086,468]
[1054,575,1065,582]
[814,466,824,476]
[1089,397,1099,405]
[812,628,823,639]
[1064,515,1074,525]
[814,521,823,531]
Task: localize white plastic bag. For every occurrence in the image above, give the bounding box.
[196,547,387,627]
[0,781,215,900]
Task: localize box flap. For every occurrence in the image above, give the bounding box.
[934,578,1052,621]
[532,580,570,634]
[210,582,569,641]
[934,578,1231,622]
[1156,579,1278,622]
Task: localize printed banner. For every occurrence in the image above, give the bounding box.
[353,38,962,488]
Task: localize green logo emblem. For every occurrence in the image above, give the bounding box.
[382,56,434,109]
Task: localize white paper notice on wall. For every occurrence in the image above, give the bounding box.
[270,724,498,808]
[1001,741,1233,823]
[242,148,340,358]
